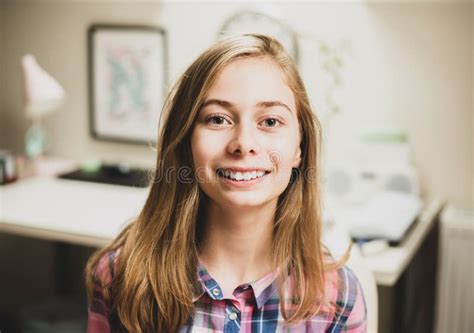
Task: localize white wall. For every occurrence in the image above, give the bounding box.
[2,0,472,207]
[0,1,4,145]
[2,0,164,167]
[321,2,472,208]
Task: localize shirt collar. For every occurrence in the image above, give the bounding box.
[192,258,290,309]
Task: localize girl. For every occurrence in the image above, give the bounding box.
[85,34,367,332]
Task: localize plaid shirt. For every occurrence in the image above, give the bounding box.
[88,249,367,332]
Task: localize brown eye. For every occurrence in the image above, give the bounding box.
[262,118,282,128]
[206,115,230,126]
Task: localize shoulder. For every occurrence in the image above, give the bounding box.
[87,248,122,333]
[324,265,367,332]
[93,248,121,287]
[88,248,121,315]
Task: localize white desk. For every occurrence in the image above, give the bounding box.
[0,176,149,247]
[1,175,442,283]
[362,198,444,286]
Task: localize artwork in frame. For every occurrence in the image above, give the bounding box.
[88,24,167,144]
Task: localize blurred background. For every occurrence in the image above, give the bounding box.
[0,0,472,332]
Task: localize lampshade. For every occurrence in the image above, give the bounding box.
[21,54,66,119]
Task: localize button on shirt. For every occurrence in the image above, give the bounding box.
[87,250,367,332]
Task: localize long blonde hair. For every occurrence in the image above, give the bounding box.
[85,34,348,332]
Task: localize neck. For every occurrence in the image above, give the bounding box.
[198,200,277,285]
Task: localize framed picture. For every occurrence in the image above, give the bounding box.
[88,24,167,144]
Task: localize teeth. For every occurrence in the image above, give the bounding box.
[220,169,267,181]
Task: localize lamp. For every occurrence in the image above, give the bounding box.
[21,54,66,160]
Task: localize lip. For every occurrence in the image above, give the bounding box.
[216,167,271,173]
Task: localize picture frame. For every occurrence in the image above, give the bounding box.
[88,24,167,144]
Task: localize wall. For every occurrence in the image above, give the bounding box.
[0,1,4,145]
[326,2,472,209]
[2,0,164,167]
[2,0,472,207]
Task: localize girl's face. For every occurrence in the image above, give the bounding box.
[191,57,301,210]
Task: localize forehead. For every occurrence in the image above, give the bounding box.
[205,57,296,112]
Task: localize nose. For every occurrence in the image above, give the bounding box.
[227,121,260,156]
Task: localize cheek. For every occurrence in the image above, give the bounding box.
[191,134,204,168]
[191,131,221,169]
[269,138,300,167]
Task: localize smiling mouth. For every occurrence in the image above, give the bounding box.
[216,169,271,182]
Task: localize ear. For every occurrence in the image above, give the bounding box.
[292,146,302,168]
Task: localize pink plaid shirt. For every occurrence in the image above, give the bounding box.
[88,249,367,332]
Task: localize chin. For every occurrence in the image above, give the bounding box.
[220,194,278,210]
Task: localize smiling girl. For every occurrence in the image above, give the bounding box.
[85,34,367,332]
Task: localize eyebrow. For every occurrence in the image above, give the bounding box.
[201,99,293,115]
